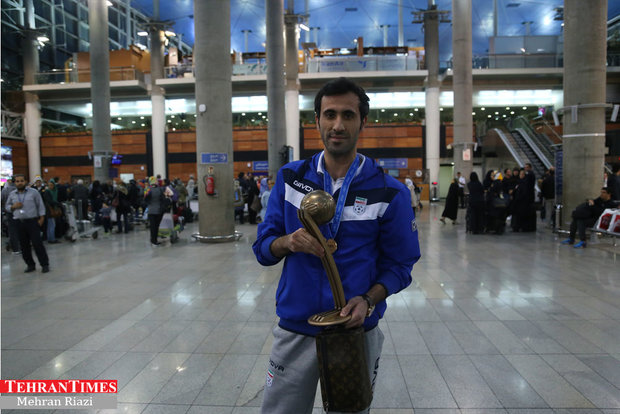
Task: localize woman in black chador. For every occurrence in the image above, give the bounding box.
[467,172,485,234]
[511,169,536,232]
[440,179,459,224]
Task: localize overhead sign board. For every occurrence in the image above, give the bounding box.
[377,158,408,169]
[200,153,228,164]
[253,161,269,171]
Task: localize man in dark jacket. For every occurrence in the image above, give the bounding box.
[561,187,619,248]
[541,167,555,228]
[607,166,620,201]
[144,176,166,246]
[70,179,89,220]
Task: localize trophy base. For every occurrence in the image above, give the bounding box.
[308,309,352,326]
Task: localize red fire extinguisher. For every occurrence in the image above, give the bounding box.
[205,174,215,195]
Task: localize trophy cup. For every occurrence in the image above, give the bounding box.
[298,190,351,326]
[299,190,373,412]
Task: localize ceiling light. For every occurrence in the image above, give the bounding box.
[132,121,136,124]
[164,31,176,37]
[481,107,485,111]
[141,123,145,126]
[472,112,476,115]
[440,108,444,111]
[487,115,492,118]
[495,111,499,115]
[299,23,309,32]
[522,106,527,110]
[510,111,515,114]
[117,117,122,120]
[409,113,413,116]
[37,35,49,42]
[106,0,113,6]
[140,116,144,119]
[505,107,510,110]
[380,109,385,112]
[414,108,419,111]
[137,31,148,37]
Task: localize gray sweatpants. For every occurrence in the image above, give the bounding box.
[261,324,384,414]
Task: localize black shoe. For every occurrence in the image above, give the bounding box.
[24,266,36,273]
[42,266,50,273]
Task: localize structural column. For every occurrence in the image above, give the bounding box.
[424,2,440,196]
[562,0,607,223]
[193,0,235,239]
[266,0,287,178]
[285,0,300,162]
[150,0,166,178]
[88,0,113,183]
[451,0,473,180]
[22,0,41,182]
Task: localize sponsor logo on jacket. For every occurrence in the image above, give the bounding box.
[293,180,314,193]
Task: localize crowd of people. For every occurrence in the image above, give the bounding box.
[439,164,551,234]
[436,165,620,245]
[1,170,278,266]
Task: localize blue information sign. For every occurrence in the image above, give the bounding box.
[555,149,563,198]
[253,161,269,171]
[200,153,228,164]
[377,158,408,169]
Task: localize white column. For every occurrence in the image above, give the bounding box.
[285,90,300,160]
[425,87,440,191]
[24,95,41,180]
[151,93,166,177]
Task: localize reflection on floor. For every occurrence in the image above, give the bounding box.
[2,203,620,413]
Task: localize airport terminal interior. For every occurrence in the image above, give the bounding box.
[2,0,620,412]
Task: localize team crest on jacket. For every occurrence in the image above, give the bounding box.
[354,196,368,215]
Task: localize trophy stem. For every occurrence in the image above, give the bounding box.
[298,209,347,310]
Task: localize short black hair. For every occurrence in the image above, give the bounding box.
[314,77,370,122]
[602,187,611,194]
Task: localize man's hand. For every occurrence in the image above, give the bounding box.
[38,216,45,226]
[340,296,368,329]
[588,199,594,206]
[12,202,23,210]
[270,228,325,258]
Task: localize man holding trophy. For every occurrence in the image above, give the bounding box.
[253,77,421,413]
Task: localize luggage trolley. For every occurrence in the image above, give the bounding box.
[157,211,183,243]
[63,199,101,241]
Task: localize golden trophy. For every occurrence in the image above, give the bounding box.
[298,190,351,326]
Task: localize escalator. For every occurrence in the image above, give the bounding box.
[489,126,550,180]
[510,129,547,179]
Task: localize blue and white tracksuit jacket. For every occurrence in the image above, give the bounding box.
[253,151,421,336]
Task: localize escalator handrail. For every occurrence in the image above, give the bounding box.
[491,128,525,167]
[513,117,555,162]
[515,127,553,170]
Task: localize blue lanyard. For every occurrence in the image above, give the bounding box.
[17,191,26,204]
[322,154,360,238]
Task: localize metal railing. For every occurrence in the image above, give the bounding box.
[34,66,145,84]
[491,128,525,167]
[511,116,555,165]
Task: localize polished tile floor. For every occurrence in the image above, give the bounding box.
[2,203,620,414]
